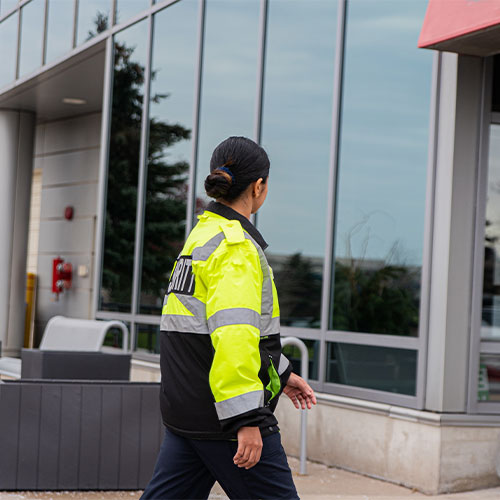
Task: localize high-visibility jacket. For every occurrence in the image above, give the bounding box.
[159,201,292,439]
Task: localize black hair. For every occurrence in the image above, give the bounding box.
[204,136,270,201]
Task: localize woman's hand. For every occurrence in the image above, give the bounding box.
[233,426,263,469]
[283,372,317,410]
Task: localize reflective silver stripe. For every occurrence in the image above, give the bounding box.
[215,390,264,420]
[261,317,280,336]
[243,234,274,332]
[208,308,260,333]
[278,353,289,376]
[161,314,209,334]
[192,232,225,261]
[175,293,206,318]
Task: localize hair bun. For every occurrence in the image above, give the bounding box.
[204,169,232,199]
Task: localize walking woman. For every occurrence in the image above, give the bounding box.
[141,136,316,500]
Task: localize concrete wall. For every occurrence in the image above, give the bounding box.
[33,113,101,343]
[276,394,500,495]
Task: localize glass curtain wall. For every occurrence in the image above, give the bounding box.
[19,0,45,77]
[76,0,111,46]
[326,0,431,395]
[138,0,198,324]
[46,0,75,63]
[0,11,18,88]
[194,0,260,214]
[99,19,149,313]
[93,0,434,406]
[478,61,500,406]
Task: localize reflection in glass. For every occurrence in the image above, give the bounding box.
[326,342,417,395]
[1,0,18,15]
[100,20,149,312]
[492,55,500,113]
[331,0,432,336]
[115,0,149,25]
[19,0,44,77]
[136,323,160,354]
[194,0,260,215]
[139,1,198,316]
[282,339,319,381]
[46,0,75,63]
[103,323,130,351]
[0,13,18,88]
[482,125,500,339]
[259,0,337,328]
[478,354,500,402]
[76,0,110,46]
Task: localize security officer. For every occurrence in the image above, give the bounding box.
[141,136,316,500]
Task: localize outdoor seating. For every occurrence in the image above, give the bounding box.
[0,316,129,379]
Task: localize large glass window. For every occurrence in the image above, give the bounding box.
[282,339,320,381]
[326,343,417,395]
[258,0,337,328]
[139,0,199,316]
[76,0,111,46]
[100,19,149,312]
[1,0,18,15]
[331,0,432,336]
[194,0,260,214]
[0,12,18,88]
[19,0,44,77]
[115,0,149,25]
[46,0,75,63]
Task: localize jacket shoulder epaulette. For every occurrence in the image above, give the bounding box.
[219,220,245,244]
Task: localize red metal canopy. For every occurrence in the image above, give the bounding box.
[419,0,500,56]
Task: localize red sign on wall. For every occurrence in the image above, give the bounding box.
[419,0,500,49]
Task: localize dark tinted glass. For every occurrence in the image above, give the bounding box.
[46,0,75,63]
[139,1,198,315]
[0,12,18,88]
[478,354,500,402]
[136,323,160,354]
[115,0,149,25]
[19,0,44,77]
[258,0,337,329]
[100,20,149,312]
[77,0,110,45]
[326,342,417,395]
[331,0,432,336]
[492,55,500,113]
[482,125,500,338]
[194,0,260,214]
[282,339,320,381]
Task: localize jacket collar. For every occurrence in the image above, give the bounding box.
[206,201,268,250]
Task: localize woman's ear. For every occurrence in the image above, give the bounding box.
[253,178,264,197]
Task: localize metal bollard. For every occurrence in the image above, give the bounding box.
[281,336,309,475]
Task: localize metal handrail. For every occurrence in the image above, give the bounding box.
[281,336,309,475]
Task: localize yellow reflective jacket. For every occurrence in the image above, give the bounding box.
[159,201,291,439]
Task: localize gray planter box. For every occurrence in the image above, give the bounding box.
[21,349,131,380]
[0,379,163,490]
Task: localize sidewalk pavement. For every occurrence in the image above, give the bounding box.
[1,456,500,500]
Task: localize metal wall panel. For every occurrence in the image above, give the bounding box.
[58,384,82,489]
[78,385,102,489]
[37,384,62,489]
[98,385,122,489]
[118,385,141,489]
[17,384,41,489]
[40,149,100,186]
[0,384,21,489]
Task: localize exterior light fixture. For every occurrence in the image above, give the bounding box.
[62,97,87,105]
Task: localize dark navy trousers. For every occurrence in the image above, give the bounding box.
[141,428,299,500]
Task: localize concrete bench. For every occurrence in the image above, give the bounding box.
[0,316,129,379]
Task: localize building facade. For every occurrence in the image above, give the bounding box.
[1,0,500,494]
